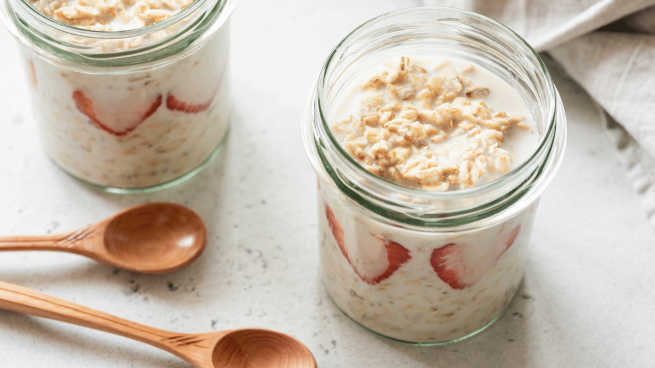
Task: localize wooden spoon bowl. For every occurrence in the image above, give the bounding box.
[0,281,317,368]
[102,203,206,273]
[211,329,312,367]
[0,203,207,274]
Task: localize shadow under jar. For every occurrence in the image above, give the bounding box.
[0,0,238,193]
[302,7,566,345]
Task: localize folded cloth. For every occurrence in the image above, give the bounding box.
[422,0,655,225]
[549,30,655,225]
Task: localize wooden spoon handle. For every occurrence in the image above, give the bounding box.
[0,281,178,354]
[0,227,97,253]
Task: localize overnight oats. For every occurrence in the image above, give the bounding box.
[1,0,238,191]
[302,8,567,344]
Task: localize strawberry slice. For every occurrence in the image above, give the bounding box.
[325,204,411,285]
[73,90,162,136]
[166,57,228,114]
[430,225,521,290]
[505,225,521,248]
[166,94,213,114]
[325,205,346,256]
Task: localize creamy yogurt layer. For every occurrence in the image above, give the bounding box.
[320,190,538,342]
[330,56,539,191]
[24,26,230,188]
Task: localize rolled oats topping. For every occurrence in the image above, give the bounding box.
[330,56,538,191]
[28,0,194,31]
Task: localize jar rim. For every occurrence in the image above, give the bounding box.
[1,0,237,64]
[319,6,555,200]
[12,0,213,38]
[303,7,567,227]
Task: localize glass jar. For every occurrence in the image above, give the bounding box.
[0,0,238,193]
[302,7,566,345]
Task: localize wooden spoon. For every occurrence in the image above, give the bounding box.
[0,281,317,368]
[0,203,207,274]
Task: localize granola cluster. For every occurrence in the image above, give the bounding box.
[28,0,194,31]
[331,57,529,191]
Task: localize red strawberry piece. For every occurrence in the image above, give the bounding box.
[325,204,346,257]
[73,90,162,136]
[325,204,411,285]
[430,225,521,290]
[505,225,521,249]
[166,58,228,114]
[363,241,411,285]
[430,243,467,290]
[166,95,213,114]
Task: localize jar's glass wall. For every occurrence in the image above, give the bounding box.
[318,175,538,344]
[22,24,231,190]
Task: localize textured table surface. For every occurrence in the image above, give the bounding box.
[1,1,654,367]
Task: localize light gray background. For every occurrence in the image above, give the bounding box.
[1,0,654,367]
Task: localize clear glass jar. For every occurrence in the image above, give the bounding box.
[0,0,238,193]
[302,7,566,345]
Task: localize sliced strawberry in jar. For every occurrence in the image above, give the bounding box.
[325,204,347,257]
[430,225,521,290]
[166,56,228,114]
[166,95,213,114]
[504,225,521,249]
[72,90,162,136]
[361,240,411,285]
[430,243,467,290]
[325,204,411,285]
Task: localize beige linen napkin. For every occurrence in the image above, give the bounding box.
[422,0,655,225]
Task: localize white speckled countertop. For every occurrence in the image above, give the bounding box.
[1,0,654,366]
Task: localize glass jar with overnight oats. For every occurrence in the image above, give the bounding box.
[302,7,566,345]
[0,0,238,192]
